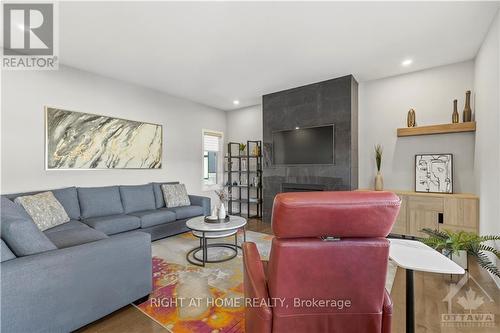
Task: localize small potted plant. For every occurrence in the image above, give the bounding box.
[214,189,228,220]
[420,228,500,277]
[374,144,383,190]
[239,143,246,155]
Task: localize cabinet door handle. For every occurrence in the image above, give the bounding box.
[438,213,444,224]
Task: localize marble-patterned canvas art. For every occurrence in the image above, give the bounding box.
[46,107,162,169]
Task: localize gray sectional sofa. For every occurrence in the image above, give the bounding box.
[1,182,210,333]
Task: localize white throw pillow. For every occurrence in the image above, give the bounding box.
[14,192,70,231]
[161,184,191,208]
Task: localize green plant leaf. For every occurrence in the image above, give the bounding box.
[469,246,500,279]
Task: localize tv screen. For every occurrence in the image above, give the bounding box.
[273,125,334,165]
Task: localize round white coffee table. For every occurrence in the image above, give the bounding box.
[186,215,247,267]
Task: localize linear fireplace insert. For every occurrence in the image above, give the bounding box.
[281,183,326,192]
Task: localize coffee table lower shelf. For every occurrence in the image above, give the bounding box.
[186,230,242,267]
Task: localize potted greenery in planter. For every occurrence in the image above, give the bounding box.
[239,143,246,155]
[420,228,500,278]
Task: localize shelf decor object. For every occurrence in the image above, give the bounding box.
[463,90,472,122]
[225,140,262,218]
[452,99,459,123]
[407,108,416,127]
[397,121,476,137]
[374,144,384,191]
[415,154,453,194]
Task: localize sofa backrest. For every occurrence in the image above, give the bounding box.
[119,184,156,213]
[3,182,181,221]
[77,186,124,219]
[4,187,81,220]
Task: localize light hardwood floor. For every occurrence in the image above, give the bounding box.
[78,219,499,333]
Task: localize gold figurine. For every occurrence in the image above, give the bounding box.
[407,108,416,127]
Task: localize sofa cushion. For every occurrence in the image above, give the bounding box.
[164,205,204,220]
[162,184,191,208]
[52,187,81,220]
[77,186,124,219]
[14,192,70,231]
[129,209,177,228]
[1,239,16,262]
[1,197,57,256]
[120,184,156,213]
[83,214,140,235]
[152,182,179,208]
[44,225,108,249]
[44,220,88,233]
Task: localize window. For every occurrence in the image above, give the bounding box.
[202,130,223,188]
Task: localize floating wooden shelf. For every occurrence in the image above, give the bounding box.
[397,122,476,137]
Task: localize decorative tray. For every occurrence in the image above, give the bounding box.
[204,215,230,224]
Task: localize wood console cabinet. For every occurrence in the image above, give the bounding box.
[392,191,479,237]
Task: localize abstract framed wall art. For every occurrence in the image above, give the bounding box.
[45,107,162,169]
[415,154,453,193]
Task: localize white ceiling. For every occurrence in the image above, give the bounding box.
[58,1,500,110]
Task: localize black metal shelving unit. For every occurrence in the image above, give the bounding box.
[225,141,262,218]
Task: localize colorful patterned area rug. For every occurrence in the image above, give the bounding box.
[134,231,397,333]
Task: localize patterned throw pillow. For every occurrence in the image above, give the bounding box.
[161,184,191,208]
[15,192,70,231]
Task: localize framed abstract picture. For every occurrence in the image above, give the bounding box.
[45,107,162,169]
[415,154,453,193]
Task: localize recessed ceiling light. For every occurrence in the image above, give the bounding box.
[402,59,413,66]
[233,100,240,105]
[295,126,300,130]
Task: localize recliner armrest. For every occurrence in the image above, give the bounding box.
[188,195,211,216]
[242,242,272,333]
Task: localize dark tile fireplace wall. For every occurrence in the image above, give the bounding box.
[262,75,358,222]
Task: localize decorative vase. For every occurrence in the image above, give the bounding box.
[375,171,384,191]
[443,249,468,270]
[452,99,459,123]
[463,91,472,122]
[218,203,226,219]
[407,108,416,127]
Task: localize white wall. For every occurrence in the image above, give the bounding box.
[225,105,263,143]
[0,65,226,197]
[474,11,500,286]
[359,61,476,193]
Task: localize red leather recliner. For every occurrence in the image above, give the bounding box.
[243,191,401,333]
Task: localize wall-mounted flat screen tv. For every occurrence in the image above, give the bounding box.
[273,125,334,165]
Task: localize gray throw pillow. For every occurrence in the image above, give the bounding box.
[15,192,70,231]
[1,197,57,256]
[161,184,191,208]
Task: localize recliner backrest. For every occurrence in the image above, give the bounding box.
[267,191,400,332]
